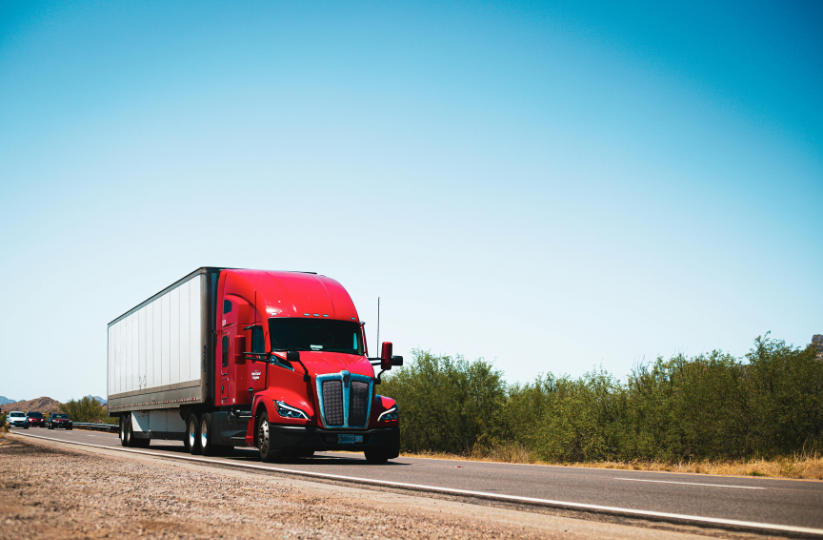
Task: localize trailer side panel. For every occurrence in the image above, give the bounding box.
[107,273,206,413]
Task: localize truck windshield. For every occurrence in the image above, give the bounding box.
[269,318,363,355]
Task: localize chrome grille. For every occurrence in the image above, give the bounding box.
[316,371,374,429]
[349,381,370,426]
[321,380,344,426]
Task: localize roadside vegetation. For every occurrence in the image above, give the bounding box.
[59,396,116,424]
[381,334,823,479]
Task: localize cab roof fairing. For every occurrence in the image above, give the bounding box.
[223,270,361,323]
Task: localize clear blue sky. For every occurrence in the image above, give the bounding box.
[1,1,821,402]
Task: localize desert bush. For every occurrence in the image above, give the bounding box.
[59,396,108,423]
[380,350,508,454]
[382,335,823,462]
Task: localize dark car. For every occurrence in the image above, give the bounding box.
[26,411,45,427]
[8,411,29,429]
[47,413,73,430]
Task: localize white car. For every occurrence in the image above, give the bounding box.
[7,411,29,429]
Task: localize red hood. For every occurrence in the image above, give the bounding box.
[297,351,375,378]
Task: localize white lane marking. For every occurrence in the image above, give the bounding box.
[615,478,765,490]
[14,432,822,538]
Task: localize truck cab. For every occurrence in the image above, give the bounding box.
[193,269,401,462]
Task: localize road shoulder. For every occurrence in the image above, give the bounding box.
[1,433,737,540]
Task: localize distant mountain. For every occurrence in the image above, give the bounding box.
[0,396,18,405]
[1,396,61,413]
[86,395,107,405]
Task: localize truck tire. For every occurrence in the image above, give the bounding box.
[257,411,278,462]
[216,445,234,456]
[200,416,214,456]
[120,415,132,447]
[364,449,394,464]
[186,414,202,455]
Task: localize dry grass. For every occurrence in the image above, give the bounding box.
[564,455,823,480]
[402,443,823,480]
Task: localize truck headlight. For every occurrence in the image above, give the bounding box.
[377,405,398,422]
[275,401,309,420]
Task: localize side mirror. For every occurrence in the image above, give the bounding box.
[380,342,393,371]
[287,351,311,382]
[391,356,403,367]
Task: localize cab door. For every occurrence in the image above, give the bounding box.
[248,325,268,395]
[217,298,238,405]
[220,333,230,404]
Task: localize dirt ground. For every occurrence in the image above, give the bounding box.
[0,435,738,540]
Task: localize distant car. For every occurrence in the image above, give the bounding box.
[7,411,29,429]
[26,411,45,428]
[47,413,73,430]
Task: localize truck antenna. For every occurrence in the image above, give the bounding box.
[376,296,380,354]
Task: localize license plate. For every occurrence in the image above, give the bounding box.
[337,434,363,444]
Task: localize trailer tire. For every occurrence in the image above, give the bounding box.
[257,411,278,462]
[133,437,150,448]
[120,415,133,447]
[186,414,202,455]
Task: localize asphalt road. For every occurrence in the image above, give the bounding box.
[13,427,823,534]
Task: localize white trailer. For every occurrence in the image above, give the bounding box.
[107,268,221,442]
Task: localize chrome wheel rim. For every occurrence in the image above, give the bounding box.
[258,417,269,455]
[200,419,208,451]
[188,419,196,449]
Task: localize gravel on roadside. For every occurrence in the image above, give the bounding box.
[0,436,556,540]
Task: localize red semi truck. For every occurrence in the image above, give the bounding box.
[107,267,402,463]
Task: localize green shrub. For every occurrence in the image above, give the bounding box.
[59,396,109,423]
[382,335,823,462]
[380,350,508,454]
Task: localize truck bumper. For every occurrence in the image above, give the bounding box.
[267,425,400,455]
